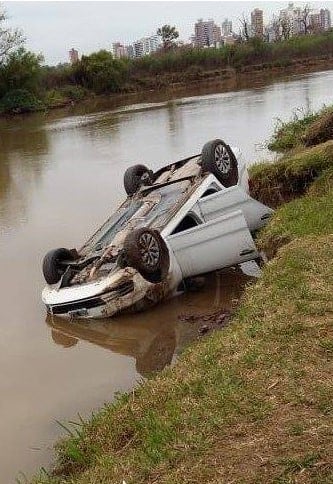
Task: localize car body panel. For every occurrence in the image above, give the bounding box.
[166,210,258,279]
[198,184,274,232]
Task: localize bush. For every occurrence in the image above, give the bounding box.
[59,85,88,101]
[0,88,44,114]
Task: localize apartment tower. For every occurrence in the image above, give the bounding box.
[251,8,264,38]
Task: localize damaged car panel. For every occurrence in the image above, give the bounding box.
[41,138,273,319]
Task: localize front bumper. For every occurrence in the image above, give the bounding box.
[45,280,135,317]
[42,269,141,319]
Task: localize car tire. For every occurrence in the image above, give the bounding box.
[42,248,75,285]
[201,139,238,187]
[122,228,170,283]
[124,164,154,196]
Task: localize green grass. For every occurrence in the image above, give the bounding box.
[307,165,333,196]
[32,232,333,484]
[268,105,333,152]
[268,110,319,152]
[257,185,333,258]
[249,140,333,207]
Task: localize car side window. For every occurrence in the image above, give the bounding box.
[201,188,217,198]
[171,214,199,235]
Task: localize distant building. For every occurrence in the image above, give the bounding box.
[133,40,144,58]
[130,34,161,58]
[69,48,79,64]
[309,11,321,33]
[309,8,331,33]
[223,35,237,45]
[279,3,306,36]
[278,3,331,37]
[148,34,161,53]
[251,8,264,38]
[265,22,276,42]
[194,18,222,47]
[320,8,331,30]
[126,45,134,58]
[222,18,233,37]
[189,34,196,47]
[112,42,128,59]
[142,35,160,55]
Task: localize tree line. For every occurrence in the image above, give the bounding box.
[1,5,333,115]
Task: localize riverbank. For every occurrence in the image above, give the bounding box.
[32,108,333,483]
[2,29,333,117]
[55,55,333,114]
[0,57,333,118]
[5,55,333,118]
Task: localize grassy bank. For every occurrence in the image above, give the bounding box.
[32,109,333,483]
[249,140,333,207]
[268,106,333,152]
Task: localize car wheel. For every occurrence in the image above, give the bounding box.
[42,248,75,285]
[124,164,154,196]
[122,228,170,283]
[201,139,238,187]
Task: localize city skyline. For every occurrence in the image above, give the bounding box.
[3,1,333,65]
[101,3,332,61]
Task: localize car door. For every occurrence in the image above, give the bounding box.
[198,185,274,232]
[166,210,258,279]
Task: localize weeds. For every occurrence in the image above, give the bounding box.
[268,109,319,152]
[268,105,333,152]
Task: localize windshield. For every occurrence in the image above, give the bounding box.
[80,200,143,255]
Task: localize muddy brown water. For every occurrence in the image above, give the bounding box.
[1,69,333,482]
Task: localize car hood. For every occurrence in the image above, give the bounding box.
[42,268,134,305]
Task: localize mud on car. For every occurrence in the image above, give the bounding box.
[42,139,273,319]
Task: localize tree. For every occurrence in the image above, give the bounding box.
[157,25,179,50]
[239,14,250,42]
[299,4,311,35]
[0,47,43,96]
[0,4,24,64]
[272,15,282,42]
[73,50,129,94]
[280,16,292,40]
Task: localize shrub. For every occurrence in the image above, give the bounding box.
[0,88,44,114]
[59,85,88,101]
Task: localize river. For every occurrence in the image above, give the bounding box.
[0,69,333,482]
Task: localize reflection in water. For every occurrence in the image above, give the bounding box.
[47,269,253,377]
[49,318,177,378]
[0,115,49,233]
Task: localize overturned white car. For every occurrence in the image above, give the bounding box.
[42,139,273,319]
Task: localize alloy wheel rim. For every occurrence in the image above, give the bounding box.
[214,144,231,174]
[139,233,160,268]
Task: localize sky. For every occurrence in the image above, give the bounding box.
[3,0,333,65]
